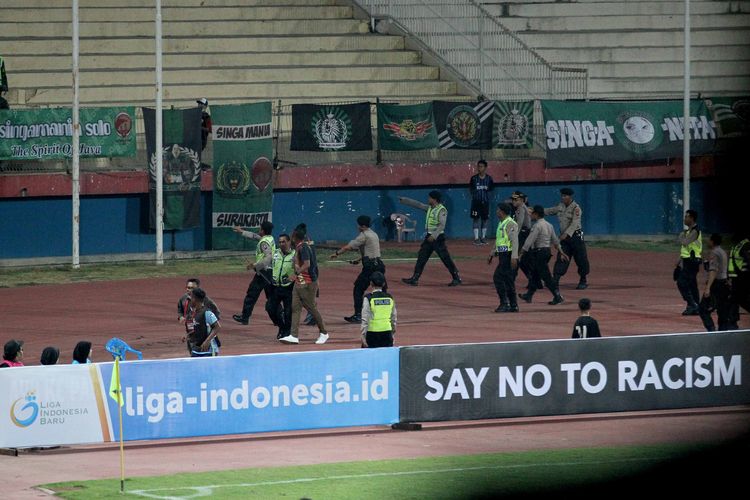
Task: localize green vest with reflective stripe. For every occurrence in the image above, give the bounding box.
[728,238,748,277]
[495,217,514,253]
[272,249,295,287]
[425,204,446,233]
[367,291,394,333]
[256,235,276,264]
[680,227,702,259]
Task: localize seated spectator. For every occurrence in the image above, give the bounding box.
[72,341,93,364]
[40,346,60,365]
[0,339,25,368]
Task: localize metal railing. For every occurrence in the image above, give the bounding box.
[354,0,588,101]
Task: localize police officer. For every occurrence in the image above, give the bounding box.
[360,272,397,348]
[728,232,750,326]
[232,221,275,325]
[699,233,732,332]
[488,203,519,312]
[511,191,534,289]
[265,233,296,340]
[545,187,590,290]
[400,191,462,287]
[675,209,702,316]
[518,205,567,305]
[330,215,386,324]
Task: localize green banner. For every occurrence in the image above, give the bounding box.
[541,100,716,167]
[493,100,534,149]
[211,102,274,250]
[0,106,136,160]
[377,102,438,151]
[705,96,750,138]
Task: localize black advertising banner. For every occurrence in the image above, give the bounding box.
[493,100,534,149]
[541,99,716,167]
[143,107,203,230]
[433,100,494,149]
[399,331,750,423]
[290,102,372,151]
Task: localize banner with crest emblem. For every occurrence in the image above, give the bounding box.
[493,100,534,150]
[144,106,203,230]
[433,101,494,150]
[211,102,274,250]
[377,102,438,151]
[290,102,372,151]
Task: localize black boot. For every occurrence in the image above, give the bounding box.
[549,293,564,305]
[448,273,462,286]
[576,280,588,290]
[402,273,420,286]
[518,292,533,303]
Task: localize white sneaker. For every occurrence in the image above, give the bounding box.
[315,333,329,345]
[278,335,299,344]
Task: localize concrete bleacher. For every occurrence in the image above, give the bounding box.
[2,0,460,109]
[484,0,750,99]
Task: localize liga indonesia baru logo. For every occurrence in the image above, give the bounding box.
[10,391,40,428]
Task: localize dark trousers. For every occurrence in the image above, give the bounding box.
[677,258,701,308]
[528,248,558,297]
[413,234,459,278]
[518,229,537,288]
[699,280,732,332]
[353,258,386,315]
[493,252,517,307]
[266,285,293,338]
[241,270,274,320]
[553,232,589,283]
[729,274,749,327]
[365,331,394,348]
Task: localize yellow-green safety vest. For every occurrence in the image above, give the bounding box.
[680,227,702,259]
[272,249,295,287]
[425,204,446,233]
[367,292,394,333]
[495,217,515,253]
[256,235,276,264]
[728,238,748,277]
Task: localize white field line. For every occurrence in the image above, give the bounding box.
[128,456,664,499]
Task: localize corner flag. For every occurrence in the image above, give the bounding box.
[109,358,124,407]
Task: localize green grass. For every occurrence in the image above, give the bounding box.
[42,443,704,499]
[0,239,676,289]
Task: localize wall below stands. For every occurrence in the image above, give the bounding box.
[0,176,728,260]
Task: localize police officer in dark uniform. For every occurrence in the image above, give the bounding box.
[545,187,590,290]
[728,232,750,326]
[360,272,396,348]
[330,215,386,323]
[488,202,519,312]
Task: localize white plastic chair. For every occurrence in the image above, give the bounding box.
[390,213,417,242]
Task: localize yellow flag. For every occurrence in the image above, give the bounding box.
[109,358,124,407]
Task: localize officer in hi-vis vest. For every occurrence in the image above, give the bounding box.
[728,232,750,327]
[360,272,397,348]
[488,203,519,313]
[232,221,276,325]
[675,209,702,316]
[265,233,296,340]
[400,190,462,287]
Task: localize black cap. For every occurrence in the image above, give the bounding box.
[560,187,574,196]
[370,271,386,287]
[532,205,545,216]
[3,339,23,361]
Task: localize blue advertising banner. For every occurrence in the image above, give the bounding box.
[100,348,399,441]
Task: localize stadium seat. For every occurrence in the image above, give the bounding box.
[390,213,417,242]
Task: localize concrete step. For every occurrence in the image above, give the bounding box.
[589,75,750,96]
[0,19,369,38]
[501,13,750,32]
[517,28,750,48]
[10,0,338,6]
[12,66,441,89]
[0,5,353,22]
[534,45,750,64]
[494,1,750,17]
[20,81,459,106]
[585,60,750,78]
[8,51,422,72]
[5,35,406,56]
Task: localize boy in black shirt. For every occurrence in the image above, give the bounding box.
[572,298,601,338]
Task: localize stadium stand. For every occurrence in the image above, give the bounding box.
[485,0,750,98]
